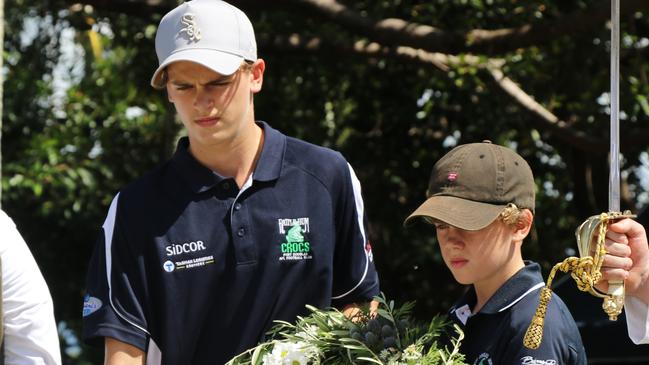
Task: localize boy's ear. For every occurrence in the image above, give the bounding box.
[249,59,265,93]
[513,209,534,241]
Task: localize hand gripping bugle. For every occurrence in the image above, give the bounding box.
[523,0,630,350]
[523,211,635,350]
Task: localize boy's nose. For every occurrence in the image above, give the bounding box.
[193,88,215,111]
[440,227,464,247]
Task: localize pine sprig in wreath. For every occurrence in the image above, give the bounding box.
[227,293,467,365]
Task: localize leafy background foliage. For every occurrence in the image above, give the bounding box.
[1,0,648,363]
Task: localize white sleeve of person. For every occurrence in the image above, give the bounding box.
[625,296,649,344]
[0,210,61,364]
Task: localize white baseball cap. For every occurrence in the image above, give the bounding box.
[150,0,258,88]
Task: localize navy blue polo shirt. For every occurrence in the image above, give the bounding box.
[82,122,380,364]
[447,261,586,365]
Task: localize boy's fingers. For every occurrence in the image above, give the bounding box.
[599,267,629,282]
[605,230,629,246]
[604,240,632,257]
[601,254,633,271]
[609,218,645,238]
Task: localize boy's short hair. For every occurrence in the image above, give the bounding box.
[157,60,255,89]
[404,141,535,231]
[150,0,258,88]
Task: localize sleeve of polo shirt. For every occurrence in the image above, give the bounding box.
[0,210,62,365]
[330,161,380,307]
[82,194,150,351]
[625,296,649,344]
[504,302,586,365]
[503,330,584,365]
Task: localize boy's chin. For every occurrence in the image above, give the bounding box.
[450,273,473,285]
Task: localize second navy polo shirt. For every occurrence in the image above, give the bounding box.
[448,261,586,365]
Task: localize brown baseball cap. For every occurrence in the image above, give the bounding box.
[404,141,535,230]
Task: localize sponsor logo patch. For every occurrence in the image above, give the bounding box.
[165,240,207,257]
[82,294,102,317]
[162,239,214,272]
[163,260,175,272]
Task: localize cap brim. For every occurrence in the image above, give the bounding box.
[150,49,245,88]
[404,195,507,231]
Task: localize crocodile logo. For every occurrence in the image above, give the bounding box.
[278,218,312,261]
[286,224,305,243]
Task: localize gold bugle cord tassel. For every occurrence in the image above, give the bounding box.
[523,257,595,350]
[523,286,552,350]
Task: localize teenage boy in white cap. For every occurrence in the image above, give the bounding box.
[405,141,586,364]
[81,1,379,364]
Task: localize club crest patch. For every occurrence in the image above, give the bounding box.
[278,217,312,261]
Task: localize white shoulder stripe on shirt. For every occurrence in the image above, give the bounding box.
[498,282,545,312]
[332,163,370,300]
[103,193,151,336]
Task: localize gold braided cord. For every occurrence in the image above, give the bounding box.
[523,287,551,350]
[523,211,635,350]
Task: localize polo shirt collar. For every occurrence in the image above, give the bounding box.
[170,137,223,194]
[451,261,545,317]
[170,121,285,194]
[253,121,285,182]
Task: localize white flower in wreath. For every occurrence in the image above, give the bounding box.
[295,325,319,341]
[262,341,317,365]
[402,344,423,361]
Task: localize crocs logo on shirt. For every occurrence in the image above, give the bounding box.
[520,357,557,365]
[278,217,310,234]
[277,217,312,261]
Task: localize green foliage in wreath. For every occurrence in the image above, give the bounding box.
[227,294,467,365]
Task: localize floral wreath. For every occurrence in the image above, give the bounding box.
[227,293,467,365]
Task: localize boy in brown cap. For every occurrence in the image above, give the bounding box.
[405,141,586,364]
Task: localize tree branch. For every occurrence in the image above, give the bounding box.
[65,0,649,154]
[67,0,648,56]
[260,34,649,155]
[485,67,606,154]
[277,0,649,55]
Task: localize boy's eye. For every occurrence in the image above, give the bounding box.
[434,223,449,230]
[207,79,233,87]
